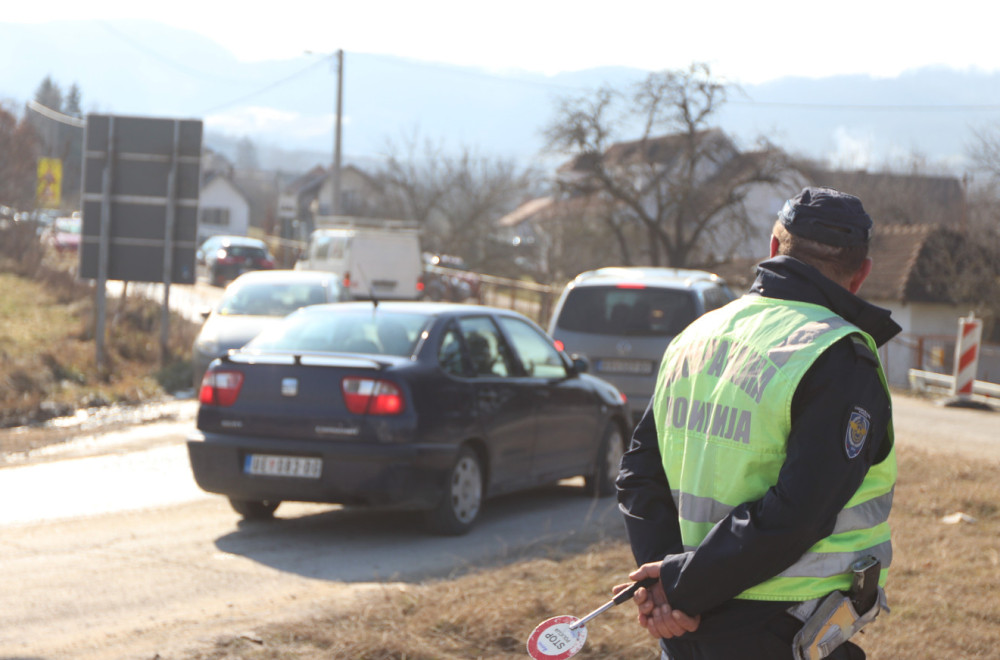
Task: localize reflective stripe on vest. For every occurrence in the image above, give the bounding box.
[654,295,896,602]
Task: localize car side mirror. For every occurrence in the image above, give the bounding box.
[571,354,590,374]
[199,306,212,320]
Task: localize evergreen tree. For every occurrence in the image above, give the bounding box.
[34,76,63,113]
[65,83,82,118]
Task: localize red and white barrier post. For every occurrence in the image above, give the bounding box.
[951,314,982,397]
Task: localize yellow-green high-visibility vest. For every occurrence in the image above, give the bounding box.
[653,295,895,602]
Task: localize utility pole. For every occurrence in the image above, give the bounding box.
[333,49,343,216]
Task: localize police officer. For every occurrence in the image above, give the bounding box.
[616,187,900,659]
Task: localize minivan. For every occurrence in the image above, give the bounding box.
[548,267,736,421]
[295,224,422,300]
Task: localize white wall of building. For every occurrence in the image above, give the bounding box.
[198,178,250,244]
[870,300,969,387]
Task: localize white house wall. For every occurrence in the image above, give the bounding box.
[868,299,968,387]
[198,179,251,243]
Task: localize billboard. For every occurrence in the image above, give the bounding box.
[79,114,202,284]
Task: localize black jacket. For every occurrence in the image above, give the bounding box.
[616,256,901,638]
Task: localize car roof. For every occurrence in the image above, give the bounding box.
[304,300,529,319]
[228,269,337,285]
[202,235,267,247]
[568,266,727,290]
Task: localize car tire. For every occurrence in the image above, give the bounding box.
[424,446,484,536]
[584,422,624,497]
[228,497,280,520]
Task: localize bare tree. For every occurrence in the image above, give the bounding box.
[544,63,790,268]
[373,132,536,264]
[437,148,538,267]
[235,136,259,171]
[0,105,41,210]
[373,131,454,233]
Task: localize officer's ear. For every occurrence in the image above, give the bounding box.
[847,258,873,294]
[769,235,779,258]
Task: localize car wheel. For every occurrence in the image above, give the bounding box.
[424,446,484,536]
[584,422,624,497]
[228,497,280,520]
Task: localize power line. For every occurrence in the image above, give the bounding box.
[358,51,591,92]
[732,98,1000,112]
[95,21,258,84]
[199,58,331,115]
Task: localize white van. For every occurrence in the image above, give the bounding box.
[295,221,422,300]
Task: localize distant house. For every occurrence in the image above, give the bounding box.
[800,167,968,230]
[498,130,806,280]
[197,174,251,244]
[277,165,387,241]
[712,224,1000,388]
[862,225,999,386]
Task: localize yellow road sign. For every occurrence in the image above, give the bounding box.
[37,158,62,209]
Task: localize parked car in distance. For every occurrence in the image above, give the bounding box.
[197,235,275,287]
[420,252,482,302]
[187,301,630,535]
[191,270,344,388]
[42,215,82,253]
[549,267,736,421]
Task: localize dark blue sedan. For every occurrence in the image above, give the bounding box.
[186,302,631,535]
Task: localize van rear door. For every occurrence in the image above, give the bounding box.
[348,232,421,300]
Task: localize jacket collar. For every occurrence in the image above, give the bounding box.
[749,256,901,347]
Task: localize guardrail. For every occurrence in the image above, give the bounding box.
[907,368,1000,403]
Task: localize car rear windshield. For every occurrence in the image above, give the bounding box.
[225,245,268,259]
[218,281,331,317]
[246,309,431,356]
[555,286,698,337]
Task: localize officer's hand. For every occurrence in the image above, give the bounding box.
[628,563,701,638]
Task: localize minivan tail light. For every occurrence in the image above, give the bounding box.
[199,369,244,406]
[342,377,404,415]
[343,272,352,289]
[616,283,646,289]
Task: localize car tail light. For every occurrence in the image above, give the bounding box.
[343,272,351,289]
[416,280,424,293]
[616,283,646,289]
[259,258,275,269]
[199,369,244,406]
[341,377,404,415]
[620,392,628,405]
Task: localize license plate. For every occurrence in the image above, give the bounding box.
[244,454,322,478]
[596,358,654,375]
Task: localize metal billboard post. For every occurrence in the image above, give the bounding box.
[81,113,202,373]
[160,120,181,366]
[94,117,115,373]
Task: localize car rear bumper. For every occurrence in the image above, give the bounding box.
[186,431,457,509]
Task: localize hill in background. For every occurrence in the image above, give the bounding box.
[2,20,999,174]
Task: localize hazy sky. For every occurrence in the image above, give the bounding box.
[7,1,999,84]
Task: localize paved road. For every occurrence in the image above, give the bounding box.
[0,403,624,660]
[0,392,994,659]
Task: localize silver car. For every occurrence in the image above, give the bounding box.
[191,270,344,388]
[548,267,736,421]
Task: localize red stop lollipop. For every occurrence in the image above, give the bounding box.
[526,577,655,659]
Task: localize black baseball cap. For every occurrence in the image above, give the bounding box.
[777,187,873,247]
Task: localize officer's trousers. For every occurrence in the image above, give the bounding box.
[659,612,866,660]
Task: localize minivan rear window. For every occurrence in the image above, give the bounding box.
[554,286,698,337]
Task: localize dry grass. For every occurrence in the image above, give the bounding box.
[0,226,199,430]
[183,447,1000,660]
